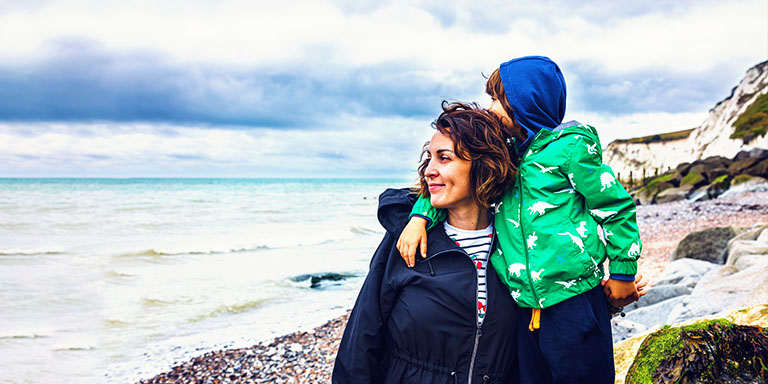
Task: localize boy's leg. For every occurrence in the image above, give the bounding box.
[538,285,615,384]
[516,307,553,384]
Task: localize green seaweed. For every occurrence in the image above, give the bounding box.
[730,92,768,143]
[626,319,768,384]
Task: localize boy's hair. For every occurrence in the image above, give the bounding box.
[417,101,517,209]
[485,69,525,141]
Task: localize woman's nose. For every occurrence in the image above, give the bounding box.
[425,160,438,178]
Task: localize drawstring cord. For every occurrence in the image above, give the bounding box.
[528,308,541,331]
[451,371,457,384]
[427,260,435,276]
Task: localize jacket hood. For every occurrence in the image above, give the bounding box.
[498,56,566,152]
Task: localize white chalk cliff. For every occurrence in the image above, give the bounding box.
[604,61,768,180]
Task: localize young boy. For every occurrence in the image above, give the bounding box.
[398,56,642,383]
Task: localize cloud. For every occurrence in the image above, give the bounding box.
[564,61,744,114]
[0,39,480,127]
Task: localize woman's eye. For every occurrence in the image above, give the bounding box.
[440,156,450,161]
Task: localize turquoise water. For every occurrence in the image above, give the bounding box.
[0,178,411,383]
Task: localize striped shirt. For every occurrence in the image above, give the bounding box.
[443,221,493,327]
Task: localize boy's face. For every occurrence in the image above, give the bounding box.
[488,96,514,130]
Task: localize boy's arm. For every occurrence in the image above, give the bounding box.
[409,195,445,231]
[395,195,446,267]
[566,133,642,278]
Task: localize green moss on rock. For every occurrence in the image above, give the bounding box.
[681,172,704,186]
[625,319,768,384]
[732,174,755,186]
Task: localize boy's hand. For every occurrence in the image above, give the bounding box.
[602,273,648,308]
[397,217,428,267]
[603,277,640,305]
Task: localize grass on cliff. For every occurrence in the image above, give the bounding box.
[731,92,768,143]
[615,128,695,144]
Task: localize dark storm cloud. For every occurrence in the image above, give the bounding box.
[0,39,476,128]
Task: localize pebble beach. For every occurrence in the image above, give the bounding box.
[139,191,768,384]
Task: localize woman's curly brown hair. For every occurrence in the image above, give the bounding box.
[417,101,517,209]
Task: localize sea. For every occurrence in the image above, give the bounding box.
[0,178,411,384]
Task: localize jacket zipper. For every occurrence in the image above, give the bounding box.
[467,228,494,384]
[518,152,541,309]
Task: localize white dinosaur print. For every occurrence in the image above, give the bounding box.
[590,209,617,220]
[494,201,502,214]
[530,269,545,281]
[586,142,598,155]
[555,280,577,289]
[507,263,526,277]
[599,172,617,192]
[539,298,546,308]
[528,201,559,217]
[532,162,557,174]
[507,218,520,228]
[628,242,641,257]
[596,226,607,246]
[558,231,585,253]
[588,255,601,277]
[576,221,588,238]
[510,290,521,301]
[527,232,538,249]
[568,173,576,188]
[603,228,614,240]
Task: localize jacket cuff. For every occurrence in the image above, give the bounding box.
[609,273,635,282]
[608,260,637,276]
[409,214,433,230]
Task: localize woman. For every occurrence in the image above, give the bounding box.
[333,102,520,383]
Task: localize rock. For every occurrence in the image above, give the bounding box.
[654,258,719,288]
[667,262,768,324]
[622,296,686,329]
[719,175,768,197]
[706,174,731,199]
[624,320,768,384]
[671,226,737,264]
[733,147,768,162]
[728,153,768,174]
[745,157,768,178]
[614,305,768,384]
[725,223,768,265]
[676,162,692,175]
[680,171,708,190]
[654,186,690,204]
[623,284,692,312]
[611,318,647,343]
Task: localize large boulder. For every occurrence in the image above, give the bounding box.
[667,261,768,324]
[614,305,768,384]
[727,152,768,175]
[623,284,692,312]
[725,223,768,266]
[671,226,737,264]
[745,157,768,178]
[624,320,768,384]
[733,147,768,162]
[719,175,768,197]
[653,258,719,288]
[680,171,708,190]
[654,186,690,204]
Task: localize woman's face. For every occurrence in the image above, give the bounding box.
[424,131,473,210]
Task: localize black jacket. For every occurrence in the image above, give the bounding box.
[333,188,519,384]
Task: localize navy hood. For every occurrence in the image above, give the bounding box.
[498,56,566,153]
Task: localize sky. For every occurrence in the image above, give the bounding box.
[0,0,766,177]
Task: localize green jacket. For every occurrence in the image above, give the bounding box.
[411,124,641,309]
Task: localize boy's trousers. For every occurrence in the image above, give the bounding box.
[517,284,614,384]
